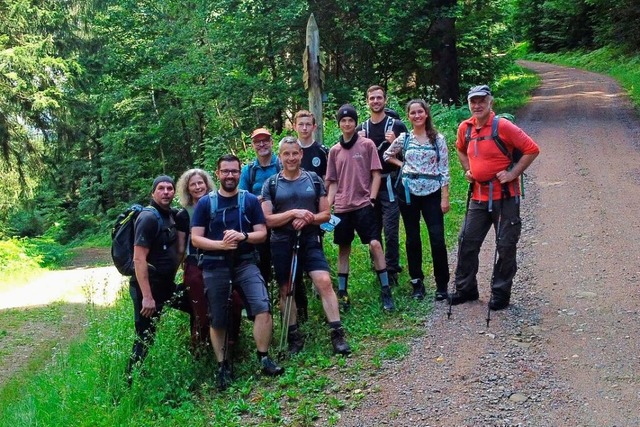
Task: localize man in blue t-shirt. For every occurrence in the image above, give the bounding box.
[239,127,281,285]
[192,154,283,391]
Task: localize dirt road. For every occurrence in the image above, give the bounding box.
[338,62,640,426]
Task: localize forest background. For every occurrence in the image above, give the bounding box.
[1,0,638,264]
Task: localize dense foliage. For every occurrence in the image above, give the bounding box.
[514,0,640,53]
[0,0,518,242]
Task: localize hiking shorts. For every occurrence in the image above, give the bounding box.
[333,205,381,245]
[203,263,270,329]
[271,234,329,286]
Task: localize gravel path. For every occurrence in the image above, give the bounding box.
[337,61,640,426]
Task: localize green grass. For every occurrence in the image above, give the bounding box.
[0,67,539,426]
[525,46,640,109]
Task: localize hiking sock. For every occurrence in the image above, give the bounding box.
[376,269,390,288]
[256,350,268,362]
[338,273,349,292]
[328,321,342,330]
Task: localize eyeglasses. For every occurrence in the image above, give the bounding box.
[219,169,240,176]
[253,139,272,146]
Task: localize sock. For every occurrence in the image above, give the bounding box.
[256,350,268,362]
[328,321,342,330]
[288,324,298,333]
[376,269,389,288]
[338,273,349,292]
[411,278,420,284]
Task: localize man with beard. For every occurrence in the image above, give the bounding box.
[356,86,408,286]
[127,176,181,380]
[191,154,284,391]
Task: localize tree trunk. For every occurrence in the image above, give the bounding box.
[429,4,460,105]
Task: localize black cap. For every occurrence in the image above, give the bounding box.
[151,175,175,192]
[467,85,492,100]
[336,104,358,123]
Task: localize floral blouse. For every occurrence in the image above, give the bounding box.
[383,131,450,196]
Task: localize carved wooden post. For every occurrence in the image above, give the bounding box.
[303,14,324,143]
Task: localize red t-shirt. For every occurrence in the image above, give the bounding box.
[456,112,540,201]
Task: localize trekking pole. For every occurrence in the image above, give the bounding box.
[278,230,302,359]
[222,251,236,369]
[487,185,509,327]
[449,182,473,319]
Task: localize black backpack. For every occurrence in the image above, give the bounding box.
[111,205,163,276]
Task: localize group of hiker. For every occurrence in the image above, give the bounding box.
[124,84,540,390]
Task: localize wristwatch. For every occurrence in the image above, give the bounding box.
[242,231,249,242]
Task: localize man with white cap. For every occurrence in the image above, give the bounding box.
[450,85,540,310]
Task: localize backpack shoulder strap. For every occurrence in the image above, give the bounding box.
[401,132,411,157]
[268,173,280,205]
[491,116,511,160]
[384,116,394,134]
[248,162,257,190]
[143,206,163,232]
[208,190,218,218]
[363,119,370,138]
[464,122,473,150]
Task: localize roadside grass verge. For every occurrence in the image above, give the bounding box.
[524,46,640,108]
[0,66,538,426]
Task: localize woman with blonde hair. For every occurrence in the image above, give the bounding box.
[176,168,244,353]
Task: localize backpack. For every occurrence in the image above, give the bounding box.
[464,113,522,167]
[267,170,322,210]
[247,160,281,192]
[207,189,248,233]
[362,116,396,150]
[111,205,163,276]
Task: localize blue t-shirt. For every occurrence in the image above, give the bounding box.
[239,154,281,196]
[191,191,265,268]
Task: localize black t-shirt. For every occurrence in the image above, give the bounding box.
[356,116,408,175]
[175,207,198,259]
[133,201,179,278]
[300,141,329,179]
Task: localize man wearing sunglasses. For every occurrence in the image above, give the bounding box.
[192,154,284,390]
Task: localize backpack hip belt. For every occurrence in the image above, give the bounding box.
[475,180,518,212]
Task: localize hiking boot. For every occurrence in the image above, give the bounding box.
[489,294,510,311]
[411,279,426,300]
[448,290,480,306]
[260,356,285,377]
[217,362,233,391]
[435,291,449,301]
[287,329,305,355]
[337,290,351,312]
[388,271,399,287]
[380,287,395,312]
[330,327,352,355]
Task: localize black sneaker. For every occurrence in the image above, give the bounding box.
[330,327,352,355]
[448,290,480,305]
[337,290,350,312]
[411,279,426,300]
[217,362,233,391]
[380,287,395,311]
[435,290,449,301]
[260,356,285,377]
[287,329,305,355]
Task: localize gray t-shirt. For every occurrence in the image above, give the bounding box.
[261,171,326,243]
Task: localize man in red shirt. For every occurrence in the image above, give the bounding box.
[450,85,540,310]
